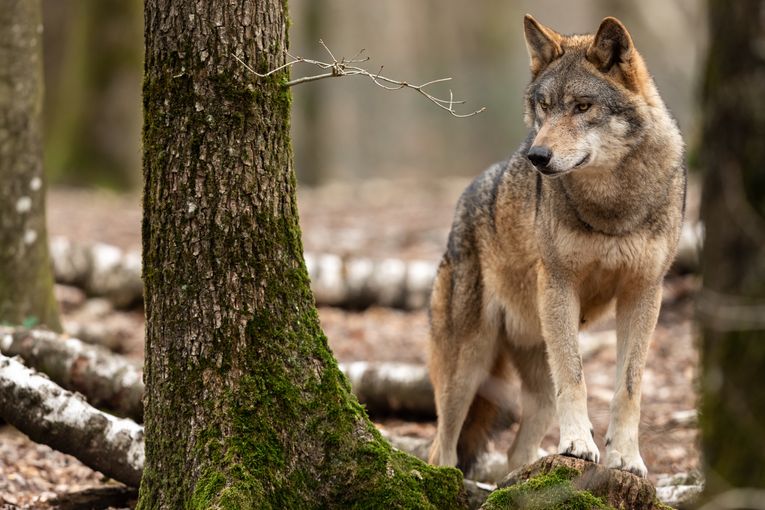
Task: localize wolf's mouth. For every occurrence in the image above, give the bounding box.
[573,154,591,168]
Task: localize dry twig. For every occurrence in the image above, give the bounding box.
[233,40,486,118]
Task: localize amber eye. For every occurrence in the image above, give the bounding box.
[576,102,592,113]
[539,101,550,111]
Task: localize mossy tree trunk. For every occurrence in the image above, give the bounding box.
[699,0,765,499]
[137,1,465,508]
[0,0,61,332]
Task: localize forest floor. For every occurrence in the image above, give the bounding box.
[1,179,701,508]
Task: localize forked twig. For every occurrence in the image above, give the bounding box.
[232,40,486,118]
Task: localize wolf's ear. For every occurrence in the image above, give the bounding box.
[524,15,563,78]
[586,17,637,86]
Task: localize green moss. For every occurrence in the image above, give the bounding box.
[181,302,465,509]
[191,470,227,509]
[482,467,613,510]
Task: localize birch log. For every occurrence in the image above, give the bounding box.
[0,327,143,421]
[0,354,144,486]
[1,327,609,424]
[49,232,701,310]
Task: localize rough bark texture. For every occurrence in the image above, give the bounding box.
[489,455,666,510]
[0,327,144,421]
[698,0,765,499]
[0,354,144,487]
[138,1,465,508]
[0,0,61,331]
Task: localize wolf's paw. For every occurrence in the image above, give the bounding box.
[558,435,600,464]
[606,449,647,477]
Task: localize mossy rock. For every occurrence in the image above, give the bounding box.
[482,455,674,510]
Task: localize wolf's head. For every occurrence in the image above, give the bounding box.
[522,15,659,177]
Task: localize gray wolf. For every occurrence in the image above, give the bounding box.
[427,14,685,478]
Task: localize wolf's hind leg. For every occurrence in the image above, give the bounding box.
[506,342,555,471]
[428,333,495,468]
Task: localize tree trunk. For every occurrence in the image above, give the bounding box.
[698,0,765,499]
[138,1,465,508]
[0,0,61,331]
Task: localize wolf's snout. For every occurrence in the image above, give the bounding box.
[526,146,552,168]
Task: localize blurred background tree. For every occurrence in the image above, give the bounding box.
[698,0,765,502]
[38,0,704,190]
[42,0,142,189]
[0,0,61,332]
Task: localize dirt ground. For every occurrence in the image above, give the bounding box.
[1,181,701,508]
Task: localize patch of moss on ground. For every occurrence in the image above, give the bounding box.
[482,466,614,510]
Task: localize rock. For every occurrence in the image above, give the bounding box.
[484,454,667,510]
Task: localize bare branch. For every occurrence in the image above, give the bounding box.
[232,41,486,118]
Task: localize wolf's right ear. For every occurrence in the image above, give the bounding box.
[524,15,563,78]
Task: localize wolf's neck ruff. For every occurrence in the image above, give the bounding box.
[554,144,683,237]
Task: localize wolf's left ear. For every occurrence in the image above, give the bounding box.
[586,17,638,88]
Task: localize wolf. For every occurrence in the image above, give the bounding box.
[427,15,685,478]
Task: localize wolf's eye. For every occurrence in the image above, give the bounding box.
[575,103,592,113]
[539,101,549,112]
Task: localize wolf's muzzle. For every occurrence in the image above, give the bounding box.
[527,146,552,169]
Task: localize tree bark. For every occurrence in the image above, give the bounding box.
[0,0,61,331]
[698,0,765,499]
[0,353,144,487]
[138,1,465,508]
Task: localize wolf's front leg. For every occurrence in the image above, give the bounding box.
[607,283,662,477]
[538,267,599,463]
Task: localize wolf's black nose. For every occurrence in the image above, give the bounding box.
[527,146,552,168]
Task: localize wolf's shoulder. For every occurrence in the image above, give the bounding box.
[445,153,536,262]
[458,152,535,215]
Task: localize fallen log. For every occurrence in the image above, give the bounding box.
[50,237,143,309]
[0,327,143,421]
[2,327,431,423]
[0,354,144,487]
[49,237,438,310]
[656,471,704,508]
[340,361,439,418]
[2,326,605,425]
[61,297,137,352]
[48,486,138,510]
[50,233,701,310]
